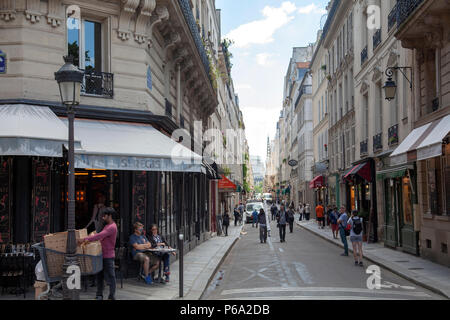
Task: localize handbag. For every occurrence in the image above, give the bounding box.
[345,223,351,236]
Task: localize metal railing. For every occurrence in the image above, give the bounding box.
[81,70,114,98]
[360,139,368,156]
[361,46,368,65]
[178,0,212,84]
[388,3,397,32]
[322,0,341,40]
[397,0,425,28]
[373,29,381,50]
[388,124,399,146]
[373,133,383,153]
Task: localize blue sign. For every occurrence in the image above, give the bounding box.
[146,66,152,90]
[0,50,6,74]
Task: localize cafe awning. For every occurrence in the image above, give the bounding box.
[62,118,202,172]
[391,114,450,165]
[0,104,70,157]
[309,175,324,189]
[344,161,372,182]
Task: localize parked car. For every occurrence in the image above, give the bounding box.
[245,202,263,223]
[263,193,273,204]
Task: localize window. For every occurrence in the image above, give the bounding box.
[68,18,103,71]
[363,94,369,139]
[390,70,399,126]
[375,81,383,134]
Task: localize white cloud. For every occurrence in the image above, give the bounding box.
[224,1,297,48]
[256,53,274,66]
[236,83,252,90]
[298,3,327,15]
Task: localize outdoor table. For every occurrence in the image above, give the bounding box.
[143,248,177,284]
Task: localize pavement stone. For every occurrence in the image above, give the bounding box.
[296,218,450,299]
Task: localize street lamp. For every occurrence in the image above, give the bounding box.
[55,55,84,300]
[383,66,412,101]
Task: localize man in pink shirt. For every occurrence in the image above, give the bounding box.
[78,207,117,300]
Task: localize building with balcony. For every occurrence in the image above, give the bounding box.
[0,0,246,254]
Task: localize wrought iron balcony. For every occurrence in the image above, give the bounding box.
[361,45,368,65]
[388,3,397,32]
[373,29,381,50]
[397,0,425,28]
[81,70,114,98]
[360,139,368,156]
[373,133,383,153]
[178,0,212,84]
[322,0,341,40]
[388,124,399,146]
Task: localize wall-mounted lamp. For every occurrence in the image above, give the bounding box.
[383,66,412,101]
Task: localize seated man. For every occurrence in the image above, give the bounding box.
[128,222,160,285]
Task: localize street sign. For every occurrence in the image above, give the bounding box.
[0,50,6,74]
[288,159,298,167]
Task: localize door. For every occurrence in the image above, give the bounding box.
[384,179,398,248]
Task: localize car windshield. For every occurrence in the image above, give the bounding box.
[246,204,262,212]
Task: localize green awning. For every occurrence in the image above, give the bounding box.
[376,165,414,181]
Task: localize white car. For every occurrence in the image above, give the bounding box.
[245,202,264,223]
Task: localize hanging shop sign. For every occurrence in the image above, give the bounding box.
[288,159,298,167]
[0,158,11,243]
[32,159,51,242]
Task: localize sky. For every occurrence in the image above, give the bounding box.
[216,0,329,163]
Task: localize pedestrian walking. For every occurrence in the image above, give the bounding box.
[270,203,277,221]
[329,206,339,239]
[348,210,364,266]
[222,210,230,236]
[276,205,288,242]
[315,202,325,229]
[305,203,311,221]
[298,203,303,221]
[233,206,240,226]
[337,206,349,256]
[78,207,118,300]
[252,208,258,228]
[258,208,267,243]
[287,207,295,233]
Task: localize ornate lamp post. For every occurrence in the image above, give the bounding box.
[383,66,412,101]
[55,56,84,300]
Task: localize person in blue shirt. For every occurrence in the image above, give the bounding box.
[129,222,160,284]
[252,208,258,228]
[337,206,349,256]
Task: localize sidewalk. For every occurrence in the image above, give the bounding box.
[88,224,243,300]
[295,218,450,299]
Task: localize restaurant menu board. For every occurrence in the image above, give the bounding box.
[0,159,11,243]
[33,160,51,242]
[132,171,147,228]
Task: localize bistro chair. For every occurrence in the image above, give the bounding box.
[114,247,126,289]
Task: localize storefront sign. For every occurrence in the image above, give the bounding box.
[132,171,147,228]
[0,50,6,74]
[288,159,298,167]
[75,155,202,173]
[0,159,11,243]
[32,160,51,242]
[218,175,237,191]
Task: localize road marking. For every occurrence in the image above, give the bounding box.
[220,286,432,298]
[221,295,408,300]
[292,261,314,285]
[279,248,284,253]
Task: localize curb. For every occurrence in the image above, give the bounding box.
[179,225,243,300]
[296,221,450,299]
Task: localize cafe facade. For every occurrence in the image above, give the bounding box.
[0,0,225,253]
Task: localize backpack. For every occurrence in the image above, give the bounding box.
[352,217,363,235]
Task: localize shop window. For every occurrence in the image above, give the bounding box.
[427,158,444,215]
[426,239,432,249]
[402,176,413,225]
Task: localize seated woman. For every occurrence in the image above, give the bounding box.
[148,224,176,282]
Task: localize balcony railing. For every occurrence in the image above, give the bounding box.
[397,0,425,28]
[178,0,212,84]
[361,45,368,65]
[388,124,399,146]
[373,133,383,153]
[373,29,381,50]
[360,139,368,156]
[322,0,341,40]
[81,70,114,98]
[388,3,397,32]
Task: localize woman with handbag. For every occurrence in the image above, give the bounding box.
[149,225,176,282]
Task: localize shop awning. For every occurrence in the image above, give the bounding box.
[62,118,202,172]
[344,161,372,182]
[218,175,237,192]
[376,165,414,181]
[0,104,70,157]
[391,114,450,165]
[203,161,221,180]
[309,175,324,189]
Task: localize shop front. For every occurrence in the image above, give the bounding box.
[310,175,325,207]
[343,159,378,242]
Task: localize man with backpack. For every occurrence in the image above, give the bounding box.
[287,206,295,233]
[337,206,349,257]
[347,210,364,266]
